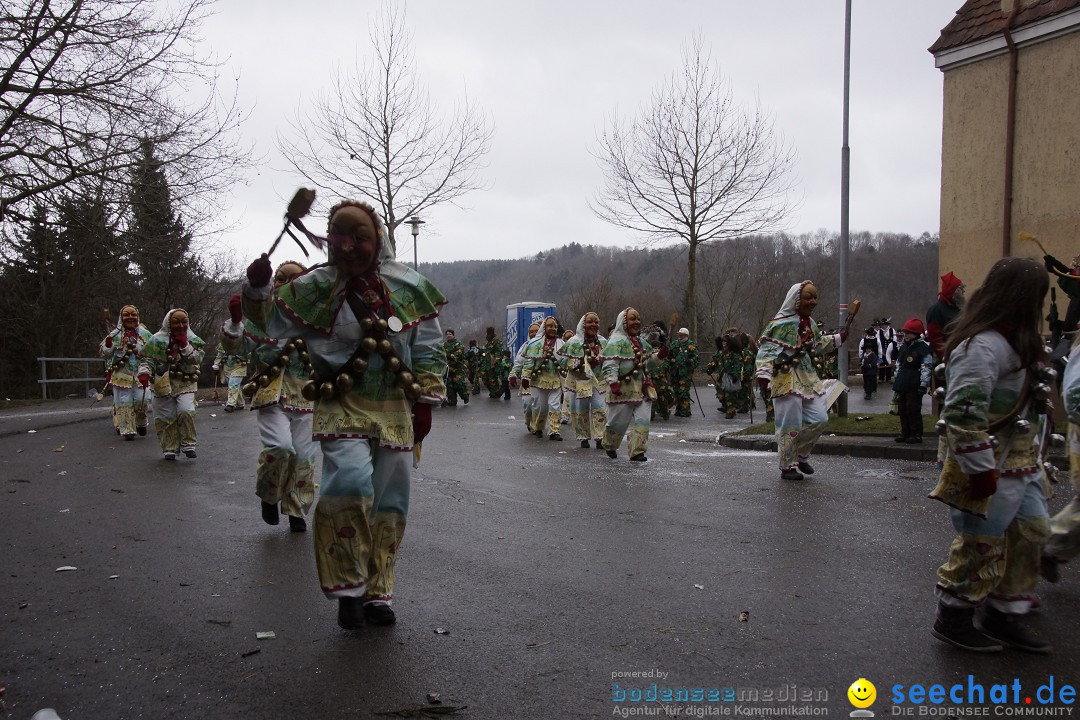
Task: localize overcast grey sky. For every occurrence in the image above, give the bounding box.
[200,1,959,265]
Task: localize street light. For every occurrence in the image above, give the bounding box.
[405,215,425,270]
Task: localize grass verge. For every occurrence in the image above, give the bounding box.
[735,413,938,436]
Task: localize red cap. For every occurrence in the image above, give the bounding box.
[902,317,925,335]
[939,272,963,302]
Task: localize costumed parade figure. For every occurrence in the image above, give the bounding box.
[243,197,446,629]
[705,334,741,419]
[99,305,153,440]
[440,329,470,406]
[516,316,565,441]
[224,263,319,534]
[736,332,756,414]
[559,329,575,425]
[646,320,674,421]
[480,327,505,398]
[891,318,932,444]
[667,328,699,417]
[509,322,541,433]
[859,327,879,400]
[466,340,480,394]
[929,257,1052,654]
[212,330,249,412]
[601,308,658,461]
[559,312,608,449]
[755,281,852,481]
[138,309,206,460]
[926,272,965,362]
[1041,336,1080,583]
[876,320,897,383]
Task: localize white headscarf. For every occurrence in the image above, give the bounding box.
[773,281,814,321]
[153,308,199,343]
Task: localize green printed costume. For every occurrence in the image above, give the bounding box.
[480,335,505,398]
[667,334,699,417]
[441,335,470,406]
[138,309,206,458]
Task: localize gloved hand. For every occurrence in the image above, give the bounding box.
[656,347,668,360]
[757,378,770,394]
[610,381,622,396]
[969,469,998,500]
[247,253,273,288]
[412,402,432,444]
[1045,255,1067,273]
[520,377,530,390]
[839,330,848,343]
[228,294,243,324]
[104,335,113,348]
[138,373,150,388]
[509,376,518,389]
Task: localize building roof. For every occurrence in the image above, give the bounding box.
[930,0,1080,54]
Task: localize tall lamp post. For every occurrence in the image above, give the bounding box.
[837,0,852,418]
[405,215,425,270]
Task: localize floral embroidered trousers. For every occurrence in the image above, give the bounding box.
[313,439,410,604]
[603,401,651,458]
[772,393,828,470]
[256,404,316,518]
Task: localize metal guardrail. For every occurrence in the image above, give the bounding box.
[37,357,107,400]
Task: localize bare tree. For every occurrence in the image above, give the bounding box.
[591,35,796,339]
[277,3,492,256]
[0,0,252,235]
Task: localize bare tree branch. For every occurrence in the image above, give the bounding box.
[590,34,797,337]
[276,3,492,256]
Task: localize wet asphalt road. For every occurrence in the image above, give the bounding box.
[1,395,1077,719]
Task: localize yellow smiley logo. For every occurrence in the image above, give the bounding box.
[848,678,876,708]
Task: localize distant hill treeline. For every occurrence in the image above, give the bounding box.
[422,231,940,346]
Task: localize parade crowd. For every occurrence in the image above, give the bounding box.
[95,197,1079,654]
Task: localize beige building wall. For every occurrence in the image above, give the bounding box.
[938,30,1080,293]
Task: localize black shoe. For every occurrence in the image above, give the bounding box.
[595,439,603,449]
[1040,555,1060,583]
[931,604,1002,652]
[780,468,804,481]
[363,602,396,626]
[797,461,814,475]
[725,412,736,419]
[978,607,1051,653]
[463,395,469,405]
[906,436,923,444]
[261,501,280,526]
[630,454,648,462]
[894,436,909,443]
[182,448,197,458]
[503,392,510,400]
[549,433,563,441]
[337,597,365,630]
[441,400,448,407]
[581,439,590,448]
[864,395,872,401]
[534,429,543,438]
[606,450,617,459]
[136,426,147,436]
[288,515,307,533]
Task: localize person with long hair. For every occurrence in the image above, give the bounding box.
[928,257,1053,653]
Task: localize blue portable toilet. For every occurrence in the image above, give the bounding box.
[506,302,557,356]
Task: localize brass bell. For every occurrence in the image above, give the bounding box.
[309,369,320,381]
[351,357,368,373]
[377,318,389,332]
[301,381,318,401]
[989,434,999,448]
[335,373,354,392]
[278,353,290,366]
[269,365,282,377]
[319,381,337,400]
[284,341,296,353]
[933,363,947,383]
[1050,433,1066,448]
[360,318,374,331]
[293,338,305,350]
[188,373,199,382]
[169,364,180,373]
[1033,383,1051,402]
[397,371,415,387]
[258,374,271,387]
[386,357,401,372]
[361,337,378,354]
[935,418,947,436]
[934,387,946,400]
[377,339,392,356]
[242,382,257,398]
[1040,367,1058,384]
[299,351,309,362]
[409,382,423,399]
